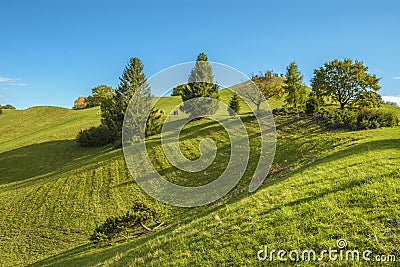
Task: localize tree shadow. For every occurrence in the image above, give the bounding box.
[27,135,399,266]
[0,140,121,187]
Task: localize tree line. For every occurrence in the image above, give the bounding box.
[77,54,398,147]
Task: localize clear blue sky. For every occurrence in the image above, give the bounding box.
[1,0,399,109]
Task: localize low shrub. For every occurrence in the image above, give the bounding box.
[77,124,116,147]
[305,94,320,114]
[316,108,399,130]
[90,200,165,243]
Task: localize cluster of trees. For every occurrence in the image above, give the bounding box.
[269,59,383,114]
[384,101,398,107]
[78,54,396,147]
[79,52,221,147]
[72,85,114,109]
[270,59,397,129]
[78,57,161,147]
[0,104,16,114]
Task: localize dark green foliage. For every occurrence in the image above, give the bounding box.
[228,93,240,116]
[98,57,161,145]
[145,109,162,136]
[317,108,398,130]
[311,59,381,109]
[272,107,289,115]
[101,58,147,138]
[0,106,2,114]
[2,104,16,109]
[357,108,399,129]
[355,91,382,109]
[171,84,188,96]
[100,95,124,137]
[284,62,307,109]
[90,200,164,243]
[180,52,219,118]
[86,85,114,107]
[77,124,115,147]
[305,93,320,114]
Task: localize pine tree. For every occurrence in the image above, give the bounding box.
[180,52,219,118]
[284,62,307,112]
[101,57,159,144]
[228,93,240,116]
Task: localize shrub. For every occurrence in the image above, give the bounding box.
[272,107,290,115]
[77,124,115,147]
[357,108,398,129]
[316,108,398,130]
[228,93,240,116]
[2,104,16,109]
[305,93,320,114]
[90,200,165,243]
[145,109,162,137]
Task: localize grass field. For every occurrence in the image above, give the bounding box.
[0,93,399,266]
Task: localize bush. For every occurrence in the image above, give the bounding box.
[90,200,165,243]
[357,108,399,129]
[228,93,240,116]
[316,108,398,130]
[305,93,320,114]
[272,107,290,115]
[77,124,116,147]
[2,104,16,109]
[145,109,162,137]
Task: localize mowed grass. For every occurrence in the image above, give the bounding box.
[0,94,399,266]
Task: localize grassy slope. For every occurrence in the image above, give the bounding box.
[0,95,399,266]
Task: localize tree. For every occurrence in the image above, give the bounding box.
[73,96,87,109]
[355,91,382,108]
[228,93,240,116]
[311,59,381,109]
[180,52,219,118]
[86,84,114,107]
[243,70,284,115]
[252,70,285,99]
[284,62,307,110]
[171,84,188,96]
[101,58,147,137]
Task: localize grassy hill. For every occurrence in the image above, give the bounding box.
[0,93,399,266]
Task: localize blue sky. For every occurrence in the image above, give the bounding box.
[1,0,399,109]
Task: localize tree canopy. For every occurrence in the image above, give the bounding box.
[311,58,381,109]
[245,70,285,115]
[86,85,114,107]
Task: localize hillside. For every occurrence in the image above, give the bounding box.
[0,95,399,266]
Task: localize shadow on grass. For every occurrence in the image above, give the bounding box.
[29,133,400,266]
[0,140,121,187]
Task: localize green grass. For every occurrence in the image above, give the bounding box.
[0,97,399,266]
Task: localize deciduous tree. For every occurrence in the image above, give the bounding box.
[311,59,381,109]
